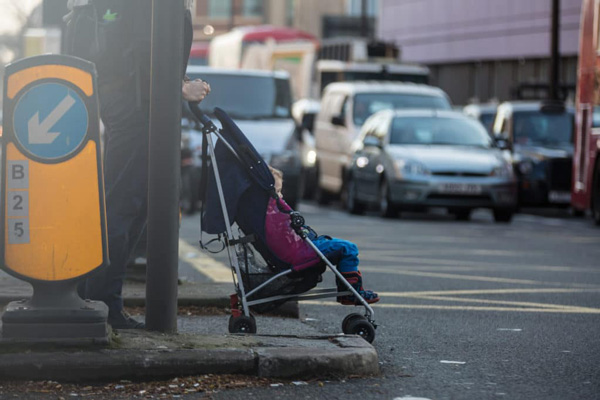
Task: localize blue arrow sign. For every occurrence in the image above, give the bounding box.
[13,83,88,160]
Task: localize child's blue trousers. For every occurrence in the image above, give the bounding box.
[311,236,359,273]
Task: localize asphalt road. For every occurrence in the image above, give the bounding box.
[180,203,600,400]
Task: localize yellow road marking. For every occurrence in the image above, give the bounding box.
[361,268,600,288]
[302,301,600,314]
[178,239,231,283]
[402,295,599,311]
[360,253,600,272]
[360,265,600,274]
[378,288,600,297]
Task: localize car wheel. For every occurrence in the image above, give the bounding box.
[379,179,398,218]
[493,208,513,223]
[345,176,365,215]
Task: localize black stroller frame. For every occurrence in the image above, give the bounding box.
[190,104,377,342]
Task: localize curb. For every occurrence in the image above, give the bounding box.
[0,335,378,382]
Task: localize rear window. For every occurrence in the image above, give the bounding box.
[353,93,451,126]
[513,111,573,146]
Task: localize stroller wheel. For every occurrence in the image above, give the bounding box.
[342,313,366,333]
[344,318,376,343]
[228,314,257,334]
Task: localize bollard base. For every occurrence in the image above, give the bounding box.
[1,299,109,345]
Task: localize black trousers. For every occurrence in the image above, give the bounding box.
[82,86,150,316]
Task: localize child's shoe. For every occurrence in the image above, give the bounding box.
[338,289,380,305]
[336,271,380,305]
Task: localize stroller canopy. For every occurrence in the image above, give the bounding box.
[202,107,276,235]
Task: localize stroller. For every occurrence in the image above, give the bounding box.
[190,104,377,343]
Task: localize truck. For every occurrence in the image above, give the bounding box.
[209,25,318,100]
[315,38,429,94]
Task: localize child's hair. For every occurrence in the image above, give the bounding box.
[268,165,283,196]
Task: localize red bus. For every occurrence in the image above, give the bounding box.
[573,0,600,224]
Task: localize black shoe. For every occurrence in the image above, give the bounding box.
[108,310,145,329]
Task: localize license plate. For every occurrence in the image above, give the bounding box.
[548,191,571,203]
[438,183,482,195]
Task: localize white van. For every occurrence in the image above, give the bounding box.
[313,81,452,203]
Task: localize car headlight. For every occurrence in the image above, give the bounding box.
[394,159,430,178]
[305,150,317,166]
[518,160,533,175]
[491,164,513,178]
[270,151,297,169]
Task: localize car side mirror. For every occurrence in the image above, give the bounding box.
[331,115,345,127]
[301,113,315,133]
[363,136,381,148]
[495,133,511,151]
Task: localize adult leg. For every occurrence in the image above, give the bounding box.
[83,89,149,328]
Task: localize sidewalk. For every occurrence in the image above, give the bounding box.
[0,269,379,381]
[0,263,299,318]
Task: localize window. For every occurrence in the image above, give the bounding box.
[339,96,349,120]
[512,111,574,146]
[286,0,295,26]
[593,107,600,128]
[242,0,264,17]
[209,0,231,18]
[347,0,378,16]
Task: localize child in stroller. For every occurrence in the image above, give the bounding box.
[194,106,378,341]
[268,166,379,305]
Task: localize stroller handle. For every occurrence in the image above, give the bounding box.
[188,101,214,127]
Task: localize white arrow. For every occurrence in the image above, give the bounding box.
[28,94,76,145]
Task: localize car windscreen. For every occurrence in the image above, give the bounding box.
[479,112,496,133]
[390,116,493,147]
[186,73,292,119]
[593,107,600,128]
[513,111,573,146]
[353,93,451,126]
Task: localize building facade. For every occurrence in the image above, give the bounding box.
[378,0,582,105]
[192,0,379,41]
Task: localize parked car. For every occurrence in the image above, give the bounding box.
[346,109,517,222]
[313,81,452,204]
[186,66,303,208]
[292,98,320,198]
[491,101,574,207]
[463,103,498,134]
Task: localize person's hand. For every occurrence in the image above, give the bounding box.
[182,79,211,102]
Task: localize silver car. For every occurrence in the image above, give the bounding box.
[346,109,517,222]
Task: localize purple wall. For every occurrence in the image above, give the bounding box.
[378,0,582,64]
